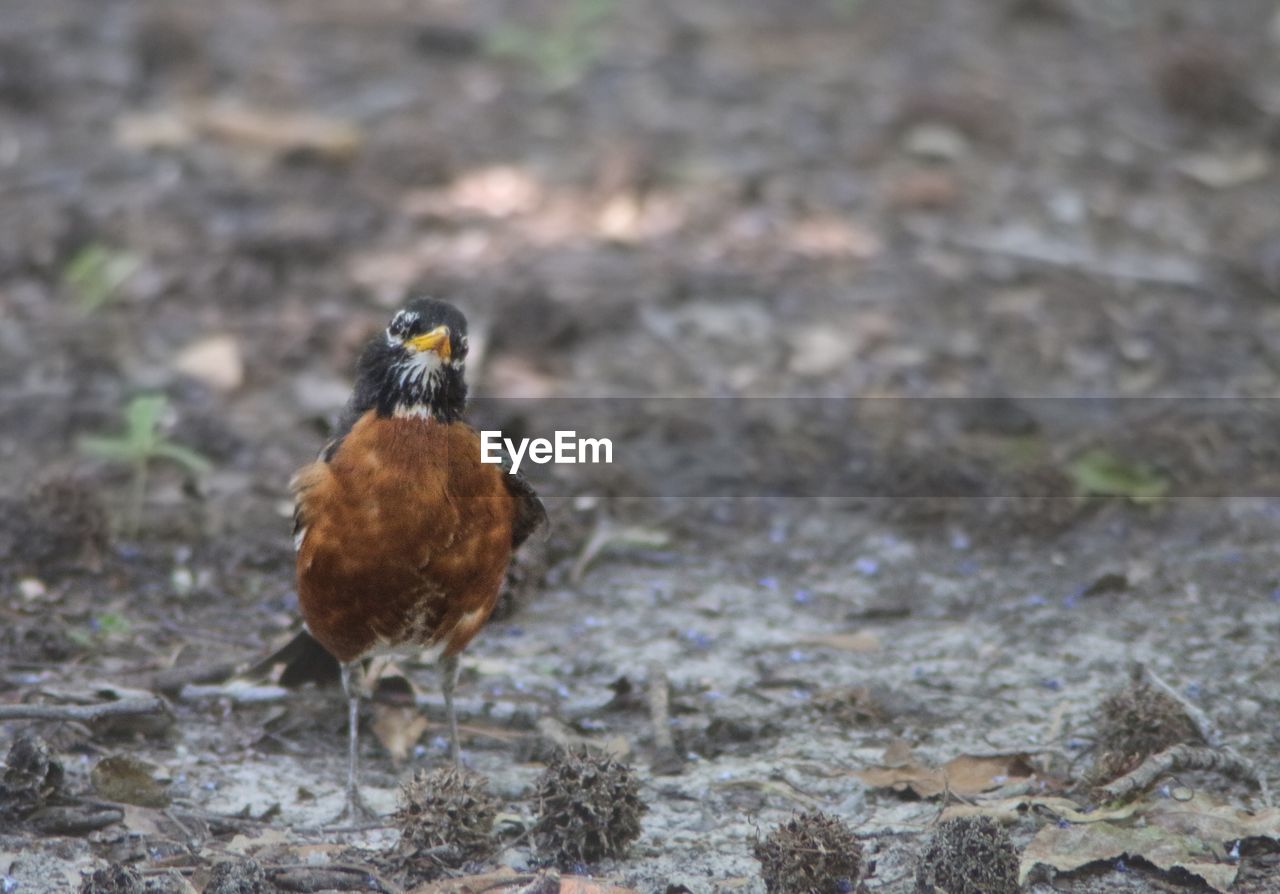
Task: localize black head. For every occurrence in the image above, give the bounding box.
[349,298,470,423]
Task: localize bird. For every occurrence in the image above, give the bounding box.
[286,298,546,820]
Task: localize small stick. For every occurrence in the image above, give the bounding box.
[0,696,166,722]
[178,683,291,704]
[647,662,684,775]
[1098,744,1267,802]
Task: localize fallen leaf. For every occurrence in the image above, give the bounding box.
[1020,792,1280,891]
[787,215,882,260]
[855,753,1036,798]
[197,102,363,161]
[172,334,244,392]
[225,827,291,854]
[560,878,640,894]
[90,755,170,808]
[371,704,430,764]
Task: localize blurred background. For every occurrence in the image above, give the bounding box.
[2,0,1280,889]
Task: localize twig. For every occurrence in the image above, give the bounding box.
[0,696,167,722]
[178,683,291,704]
[947,228,1205,287]
[270,863,401,894]
[1131,662,1221,747]
[511,870,559,894]
[647,662,684,775]
[1098,744,1266,802]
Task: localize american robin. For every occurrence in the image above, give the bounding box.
[286,298,546,819]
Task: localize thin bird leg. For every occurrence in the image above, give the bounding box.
[336,661,374,821]
[441,654,461,765]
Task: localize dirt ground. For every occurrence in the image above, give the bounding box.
[3,0,1280,892]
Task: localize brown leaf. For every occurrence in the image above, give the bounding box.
[196,102,363,161]
[90,755,170,808]
[370,704,430,764]
[855,753,1036,798]
[560,879,640,894]
[171,334,244,392]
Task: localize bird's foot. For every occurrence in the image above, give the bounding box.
[326,788,378,827]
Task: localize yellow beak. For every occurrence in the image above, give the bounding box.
[405,325,451,359]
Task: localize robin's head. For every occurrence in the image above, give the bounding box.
[353,298,470,422]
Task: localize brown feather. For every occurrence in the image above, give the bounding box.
[293,411,517,664]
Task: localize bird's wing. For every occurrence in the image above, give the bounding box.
[288,461,328,553]
[500,459,547,550]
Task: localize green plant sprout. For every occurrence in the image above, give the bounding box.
[1067,448,1169,505]
[485,0,618,90]
[68,611,133,649]
[62,243,141,313]
[78,395,212,537]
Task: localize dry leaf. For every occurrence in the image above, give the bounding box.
[197,103,362,161]
[371,703,430,764]
[1020,792,1280,891]
[172,334,244,392]
[90,755,170,808]
[855,753,1036,798]
[560,879,640,894]
[788,215,882,260]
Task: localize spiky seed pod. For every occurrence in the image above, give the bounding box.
[532,747,647,865]
[914,816,1019,894]
[753,810,863,894]
[395,766,500,868]
[1090,680,1201,784]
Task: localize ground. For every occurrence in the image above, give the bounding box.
[2,0,1280,892]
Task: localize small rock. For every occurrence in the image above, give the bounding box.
[902,123,969,161]
[17,577,46,601]
[788,327,856,377]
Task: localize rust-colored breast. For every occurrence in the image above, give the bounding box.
[292,412,517,663]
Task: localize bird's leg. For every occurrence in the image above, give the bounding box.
[440,654,461,766]
[333,660,376,823]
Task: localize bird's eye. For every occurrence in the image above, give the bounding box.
[459,335,469,356]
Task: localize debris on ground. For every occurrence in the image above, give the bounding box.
[395,766,500,871]
[532,747,646,866]
[913,816,1018,894]
[752,811,864,894]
